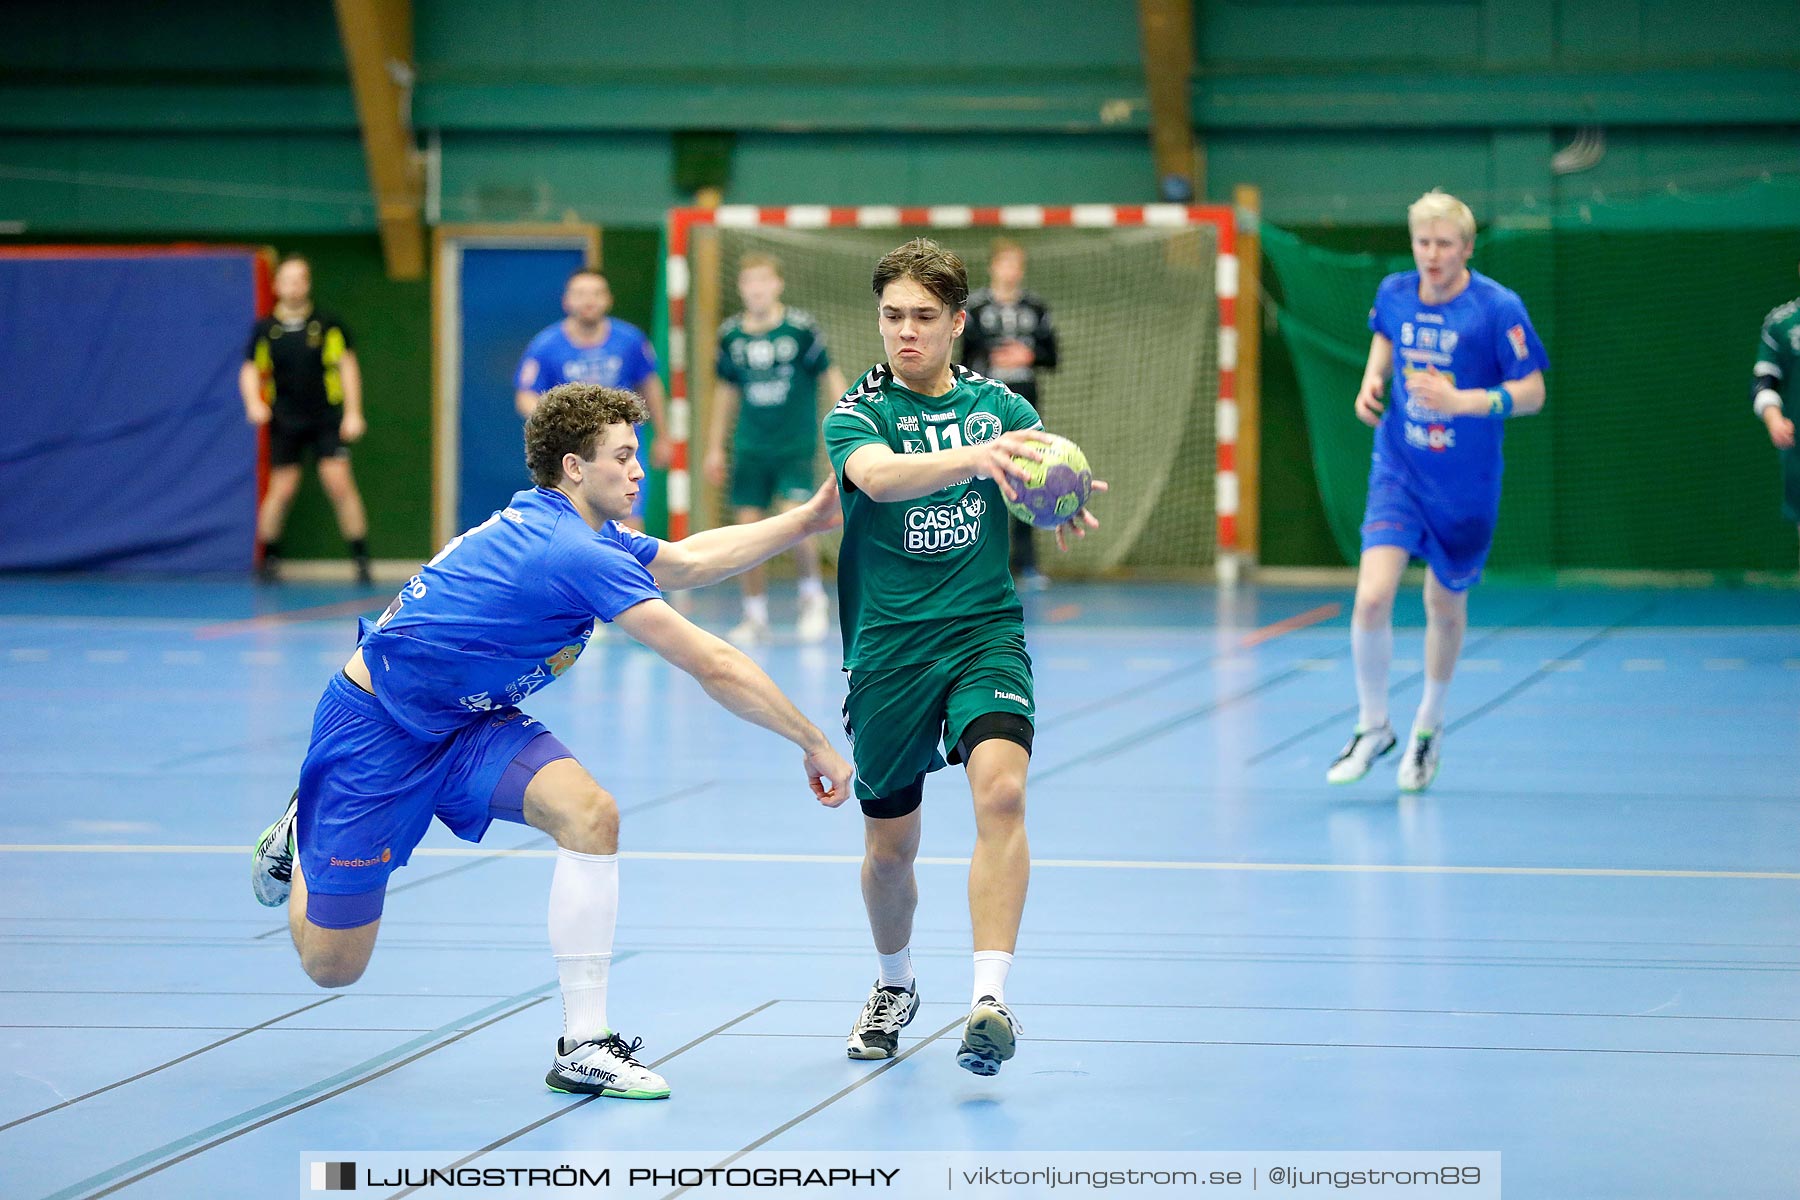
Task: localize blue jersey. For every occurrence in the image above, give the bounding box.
[1368,269,1548,512]
[515,319,659,396]
[360,487,664,739]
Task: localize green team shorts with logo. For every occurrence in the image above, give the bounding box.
[729,447,817,511]
[840,629,1034,804]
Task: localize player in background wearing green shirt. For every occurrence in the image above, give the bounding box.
[704,255,848,643]
[1752,263,1800,563]
[824,239,1104,1076]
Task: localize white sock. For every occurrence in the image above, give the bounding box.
[972,950,1013,1006]
[1352,625,1393,730]
[744,594,769,624]
[1415,677,1450,733]
[549,847,618,1046]
[877,947,914,990]
[798,577,825,600]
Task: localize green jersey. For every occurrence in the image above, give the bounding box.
[1755,297,1800,413]
[824,363,1043,671]
[716,307,833,456]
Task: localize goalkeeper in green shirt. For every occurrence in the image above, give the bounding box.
[824,238,1104,1077]
[1753,266,1800,559]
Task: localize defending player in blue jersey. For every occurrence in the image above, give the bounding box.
[1327,190,1549,793]
[249,382,852,1100]
[515,268,671,527]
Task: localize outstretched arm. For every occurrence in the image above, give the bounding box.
[843,430,1052,504]
[649,477,840,591]
[611,598,851,806]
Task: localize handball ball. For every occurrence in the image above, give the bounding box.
[1004,434,1093,529]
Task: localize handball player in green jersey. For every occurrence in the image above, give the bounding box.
[824,238,1104,1076]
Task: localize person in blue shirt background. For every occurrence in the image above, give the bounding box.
[516,268,672,528]
[250,382,851,1101]
[1327,190,1549,794]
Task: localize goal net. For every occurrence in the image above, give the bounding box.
[665,205,1240,576]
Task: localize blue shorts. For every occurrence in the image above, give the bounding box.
[1359,465,1497,592]
[295,673,573,929]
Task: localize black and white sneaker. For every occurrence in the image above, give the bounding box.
[546,1032,670,1099]
[251,790,299,907]
[1326,723,1397,784]
[1397,728,1441,793]
[846,981,920,1060]
[956,996,1020,1076]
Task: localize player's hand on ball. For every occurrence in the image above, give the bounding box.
[1054,478,1108,552]
[973,430,1053,503]
[805,745,853,808]
[1354,377,1386,427]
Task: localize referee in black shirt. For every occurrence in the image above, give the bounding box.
[239,254,373,584]
[960,239,1060,588]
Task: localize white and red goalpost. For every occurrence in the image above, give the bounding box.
[664,203,1246,576]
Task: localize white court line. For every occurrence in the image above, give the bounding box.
[1703,658,1747,671]
[2,844,1795,881]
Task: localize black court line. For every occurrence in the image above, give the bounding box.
[664,1016,966,1200]
[252,780,718,940]
[383,1000,781,1200]
[1243,599,1563,766]
[1444,601,1658,735]
[51,992,554,1200]
[0,996,339,1135]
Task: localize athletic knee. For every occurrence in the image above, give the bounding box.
[318,464,357,501]
[864,835,917,879]
[300,948,368,989]
[973,773,1026,826]
[553,782,619,854]
[1424,591,1467,626]
[1352,592,1395,628]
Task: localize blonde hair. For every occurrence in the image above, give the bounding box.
[1407,190,1476,244]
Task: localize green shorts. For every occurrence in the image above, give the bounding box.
[839,630,1035,811]
[729,448,816,511]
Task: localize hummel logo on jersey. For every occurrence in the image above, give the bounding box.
[922,411,955,422]
[993,690,1028,705]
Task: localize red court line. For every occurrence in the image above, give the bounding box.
[194,595,387,641]
[1239,602,1341,648]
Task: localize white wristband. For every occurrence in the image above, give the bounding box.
[1754,389,1784,418]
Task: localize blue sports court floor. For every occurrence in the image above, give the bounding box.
[1,575,1796,1198]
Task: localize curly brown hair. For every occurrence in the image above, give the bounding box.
[872,238,968,311]
[524,383,648,487]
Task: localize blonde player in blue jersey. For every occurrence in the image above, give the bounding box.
[249,383,852,1100]
[1327,190,1549,792]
